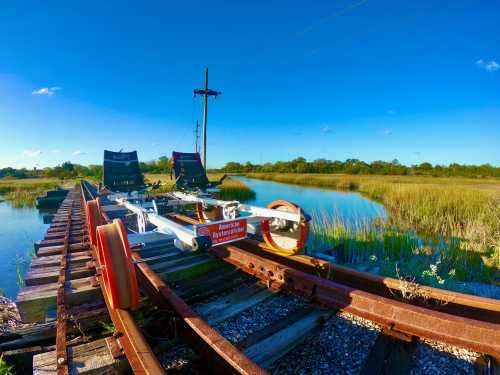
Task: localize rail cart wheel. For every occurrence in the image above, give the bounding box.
[261,200,309,256]
[96,219,139,310]
[86,199,103,247]
[195,202,223,223]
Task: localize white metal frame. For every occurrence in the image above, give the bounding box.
[114,192,303,252]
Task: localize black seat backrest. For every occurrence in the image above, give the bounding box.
[103,150,145,192]
[172,152,209,190]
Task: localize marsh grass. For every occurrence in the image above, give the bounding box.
[144,173,256,202]
[248,173,500,261]
[0,178,73,208]
[311,211,497,287]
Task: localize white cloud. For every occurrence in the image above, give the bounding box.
[23,149,42,157]
[51,148,61,154]
[72,150,85,156]
[320,126,332,134]
[382,129,392,136]
[476,59,499,72]
[32,86,62,96]
[387,109,396,115]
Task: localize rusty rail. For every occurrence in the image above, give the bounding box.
[80,182,165,374]
[170,212,500,324]
[210,243,500,358]
[55,200,73,375]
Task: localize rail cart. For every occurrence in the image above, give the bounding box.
[85,150,310,310]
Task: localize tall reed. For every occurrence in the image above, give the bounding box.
[311,211,497,285]
[247,173,500,263]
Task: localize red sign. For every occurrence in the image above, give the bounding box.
[197,218,247,245]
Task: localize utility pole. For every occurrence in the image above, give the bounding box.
[194,68,221,168]
[194,120,200,153]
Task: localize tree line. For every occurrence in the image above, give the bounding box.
[0,157,171,180]
[2,156,499,180]
[221,158,500,178]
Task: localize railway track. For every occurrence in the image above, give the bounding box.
[4,181,499,374]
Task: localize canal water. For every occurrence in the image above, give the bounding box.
[0,178,385,298]
[233,176,386,225]
[0,199,51,298]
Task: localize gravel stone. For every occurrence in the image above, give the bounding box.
[271,311,381,375]
[410,339,480,375]
[158,343,197,372]
[215,292,307,344]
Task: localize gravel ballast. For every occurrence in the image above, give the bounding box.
[215,292,307,344]
[410,339,480,375]
[271,311,381,375]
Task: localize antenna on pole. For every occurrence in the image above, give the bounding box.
[194,68,221,168]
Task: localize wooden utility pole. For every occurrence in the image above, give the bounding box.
[194,68,221,168]
[194,120,200,153]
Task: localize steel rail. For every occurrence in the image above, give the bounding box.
[79,182,166,374]
[131,252,268,375]
[209,243,500,358]
[171,212,500,324]
[55,199,73,375]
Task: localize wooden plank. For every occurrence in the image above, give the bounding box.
[35,237,85,249]
[178,270,252,305]
[150,253,207,273]
[25,262,94,286]
[197,283,278,325]
[244,309,329,367]
[360,333,416,375]
[33,337,128,374]
[158,257,220,282]
[16,277,102,323]
[0,304,109,351]
[30,253,92,269]
[237,306,315,349]
[45,229,86,240]
[37,243,90,257]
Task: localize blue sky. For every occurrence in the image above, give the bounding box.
[0,1,499,169]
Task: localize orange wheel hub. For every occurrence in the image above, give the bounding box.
[261,200,309,256]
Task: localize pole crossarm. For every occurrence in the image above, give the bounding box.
[193,88,221,97]
[193,68,221,168]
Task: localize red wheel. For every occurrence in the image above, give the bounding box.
[261,200,309,256]
[195,202,223,223]
[86,199,103,247]
[96,219,139,310]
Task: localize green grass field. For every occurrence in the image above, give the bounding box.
[144,173,256,201]
[0,177,75,207]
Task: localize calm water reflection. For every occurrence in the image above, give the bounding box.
[0,200,50,298]
[233,176,386,224]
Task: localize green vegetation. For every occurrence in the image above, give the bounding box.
[0,178,75,207]
[216,178,256,202]
[0,157,171,181]
[145,173,256,202]
[100,321,116,334]
[0,355,14,375]
[248,173,499,251]
[222,157,500,178]
[311,212,497,289]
